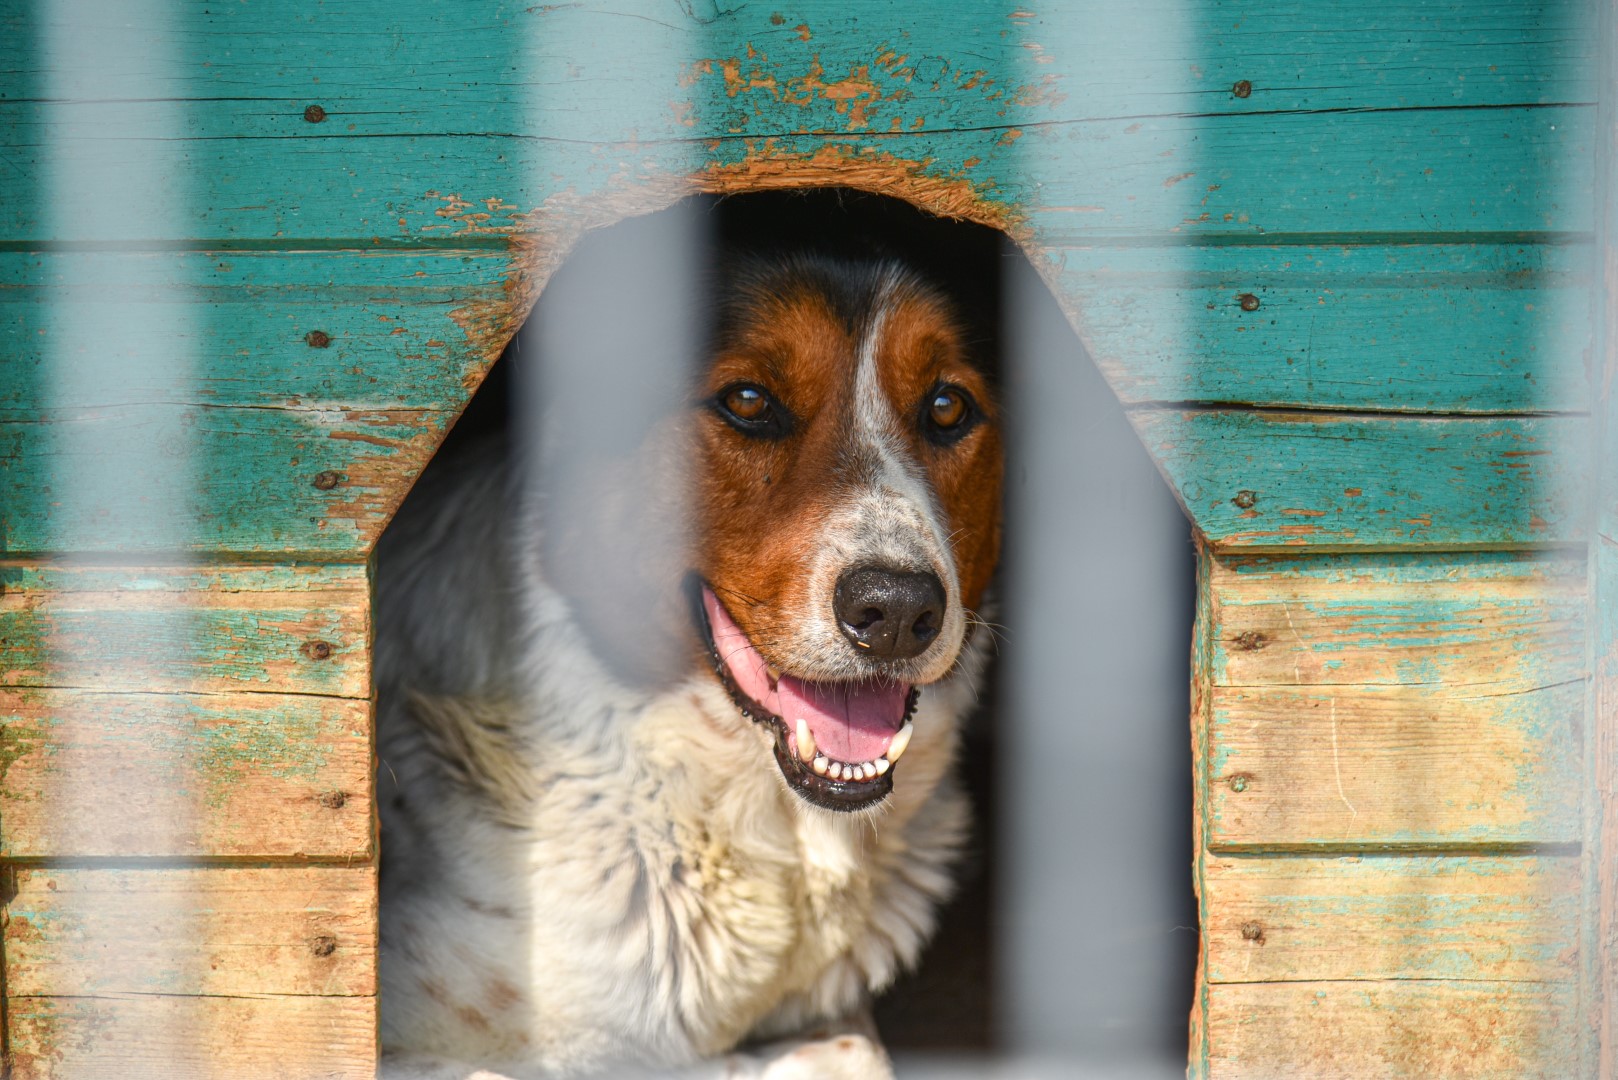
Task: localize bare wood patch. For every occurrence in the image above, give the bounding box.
[0,688,370,859]
[1206,979,1578,1079]
[1208,682,1582,849]
[1205,854,1580,985]
[5,992,376,1080]
[5,865,375,998]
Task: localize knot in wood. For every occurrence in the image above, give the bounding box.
[1237,293,1260,312]
[303,104,327,123]
[302,639,334,661]
[313,470,342,491]
[1232,79,1253,99]
[1233,630,1267,652]
[1232,489,1258,509]
[305,330,332,348]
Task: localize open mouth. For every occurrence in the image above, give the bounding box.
[696,583,919,812]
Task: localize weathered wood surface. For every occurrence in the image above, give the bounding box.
[0,563,369,698]
[1139,411,1588,550]
[1204,552,1585,849]
[5,993,377,1080]
[0,688,370,858]
[1057,242,1591,414]
[1204,854,1580,984]
[1205,979,1580,1079]
[0,0,1594,244]
[5,866,376,997]
[0,249,509,410]
[0,249,502,555]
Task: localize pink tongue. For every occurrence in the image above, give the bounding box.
[704,587,909,764]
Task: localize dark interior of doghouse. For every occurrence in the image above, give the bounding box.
[391,188,1197,1065]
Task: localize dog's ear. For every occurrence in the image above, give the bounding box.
[516,207,711,689]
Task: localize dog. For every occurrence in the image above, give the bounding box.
[374,251,1004,1077]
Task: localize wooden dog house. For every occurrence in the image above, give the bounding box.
[3,1,1616,1075]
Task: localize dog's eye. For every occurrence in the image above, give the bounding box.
[725,385,769,420]
[715,383,789,438]
[922,385,977,444]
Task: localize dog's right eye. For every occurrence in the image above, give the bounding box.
[715,383,790,438]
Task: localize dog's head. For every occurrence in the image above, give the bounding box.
[539,253,1002,812]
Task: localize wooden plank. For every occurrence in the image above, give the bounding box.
[1136,410,1588,549]
[0,402,449,556]
[0,249,508,413]
[1189,538,1216,1079]
[1204,552,1584,849]
[0,688,370,858]
[0,0,1594,245]
[5,865,376,997]
[4,0,1593,129]
[0,248,501,556]
[1204,855,1580,984]
[0,563,369,698]
[1056,242,1592,414]
[1206,979,1580,1079]
[1210,551,1586,690]
[1208,682,1582,849]
[2,102,1589,245]
[5,993,376,1080]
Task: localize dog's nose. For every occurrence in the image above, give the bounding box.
[834,566,946,660]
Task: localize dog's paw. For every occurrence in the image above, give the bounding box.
[725,1032,893,1080]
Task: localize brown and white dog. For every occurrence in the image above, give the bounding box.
[375,253,1003,1078]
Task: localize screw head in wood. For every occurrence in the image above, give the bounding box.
[309,934,339,957]
[302,640,334,661]
[1240,921,1265,943]
[1229,773,1251,793]
[313,470,342,490]
[1232,489,1258,509]
[1238,293,1260,312]
[304,104,327,123]
[305,330,332,348]
[318,790,348,809]
[1232,79,1252,99]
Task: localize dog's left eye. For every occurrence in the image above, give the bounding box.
[715,383,789,438]
[922,385,977,443]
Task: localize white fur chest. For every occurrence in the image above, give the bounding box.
[378,676,967,1076]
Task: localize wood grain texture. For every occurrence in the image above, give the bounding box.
[0,249,509,411]
[4,993,377,1080]
[1205,979,1580,1079]
[0,402,451,556]
[1204,854,1581,984]
[1208,683,1582,849]
[0,1,1595,244]
[1057,242,1591,414]
[1205,552,1585,849]
[1136,410,1588,549]
[0,688,370,858]
[0,563,369,698]
[5,866,376,997]
[6,0,1593,128]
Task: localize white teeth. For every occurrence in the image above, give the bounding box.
[874,757,890,775]
[886,721,914,764]
[795,718,816,763]
[812,755,829,776]
[861,762,876,780]
[831,763,847,780]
